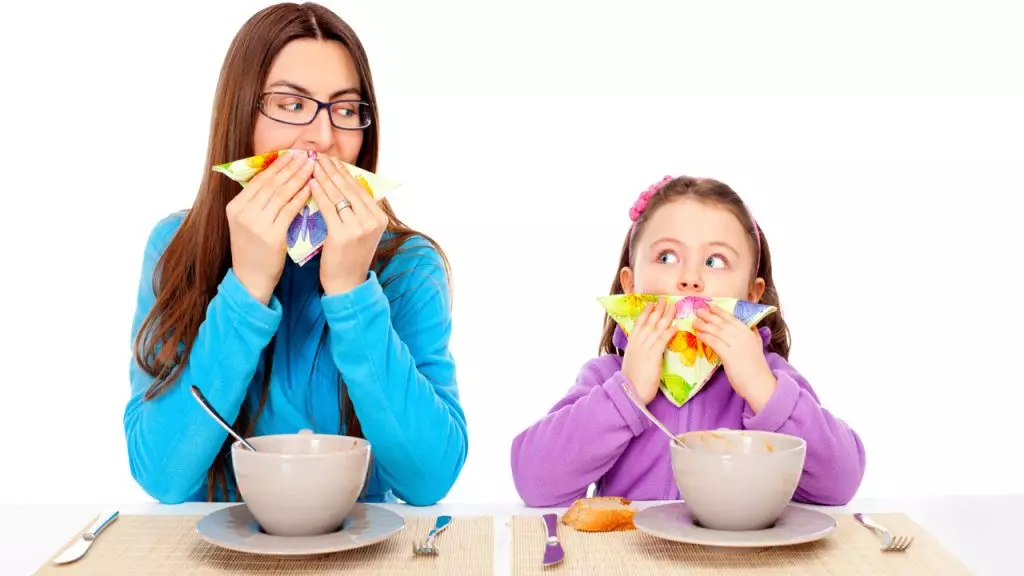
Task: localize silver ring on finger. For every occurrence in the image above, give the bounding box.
[335,199,352,213]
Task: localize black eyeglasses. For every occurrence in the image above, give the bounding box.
[257,91,372,130]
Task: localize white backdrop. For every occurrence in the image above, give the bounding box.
[1,1,1021,505]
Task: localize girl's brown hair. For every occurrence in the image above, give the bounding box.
[132,2,450,501]
[598,176,790,359]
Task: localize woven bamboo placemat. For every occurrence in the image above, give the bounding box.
[33,513,493,575]
[511,512,973,575]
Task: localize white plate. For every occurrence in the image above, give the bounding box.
[634,502,837,549]
[196,503,405,558]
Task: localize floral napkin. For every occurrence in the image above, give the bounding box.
[212,150,401,265]
[598,294,776,407]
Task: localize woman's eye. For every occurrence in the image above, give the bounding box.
[658,251,679,264]
[705,255,727,268]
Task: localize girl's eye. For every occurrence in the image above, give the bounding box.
[705,255,727,268]
[657,251,679,264]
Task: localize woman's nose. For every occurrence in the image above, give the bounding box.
[301,109,335,152]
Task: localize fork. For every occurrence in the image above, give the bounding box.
[853,513,914,552]
[413,515,452,556]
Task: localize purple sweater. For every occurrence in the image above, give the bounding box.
[511,326,866,507]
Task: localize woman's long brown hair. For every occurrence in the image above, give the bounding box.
[132,2,450,502]
[598,176,791,360]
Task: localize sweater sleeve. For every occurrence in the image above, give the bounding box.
[123,213,282,504]
[320,236,467,506]
[742,354,867,505]
[510,358,652,507]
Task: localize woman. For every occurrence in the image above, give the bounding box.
[124,2,468,506]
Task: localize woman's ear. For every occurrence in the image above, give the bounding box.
[620,267,635,293]
[748,277,766,302]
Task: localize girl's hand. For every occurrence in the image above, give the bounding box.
[225,150,314,304]
[693,305,777,411]
[308,156,389,296]
[621,297,679,405]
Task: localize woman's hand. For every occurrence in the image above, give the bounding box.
[621,297,678,404]
[225,150,314,304]
[693,305,777,412]
[308,156,389,296]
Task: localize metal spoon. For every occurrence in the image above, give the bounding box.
[621,383,684,447]
[190,385,257,452]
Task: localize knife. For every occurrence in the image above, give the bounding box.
[542,513,564,566]
[52,509,120,565]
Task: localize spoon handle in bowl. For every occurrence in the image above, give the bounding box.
[190,385,257,452]
[621,383,683,446]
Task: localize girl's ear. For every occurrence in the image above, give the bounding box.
[620,267,635,293]
[748,277,766,302]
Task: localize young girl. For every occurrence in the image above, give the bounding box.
[510,175,865,507]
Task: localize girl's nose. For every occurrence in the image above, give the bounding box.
[679,279,702,291]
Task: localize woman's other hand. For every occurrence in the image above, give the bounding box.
[309,156,389,295]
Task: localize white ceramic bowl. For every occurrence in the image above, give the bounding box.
[670,429,806,531]
[232,430,371,537]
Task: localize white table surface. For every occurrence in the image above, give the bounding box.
[3,494,1020,575]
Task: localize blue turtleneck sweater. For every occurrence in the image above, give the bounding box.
[123,211,467,505]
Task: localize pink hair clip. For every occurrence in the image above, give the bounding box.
[629,175,673,221]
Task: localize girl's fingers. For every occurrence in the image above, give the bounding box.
[633,302,655,334]
[695,329,726,352]
[639,298,674,347]
[708,304,744,328]
[697,306,747,345]
[654,320,678,349]
[692,316,721,336]
[695,308,727,331]
[653,300,675,332]
[695,307,717,323]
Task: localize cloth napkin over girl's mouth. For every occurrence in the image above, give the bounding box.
[598,294,777,407]
[212,150,402,265]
